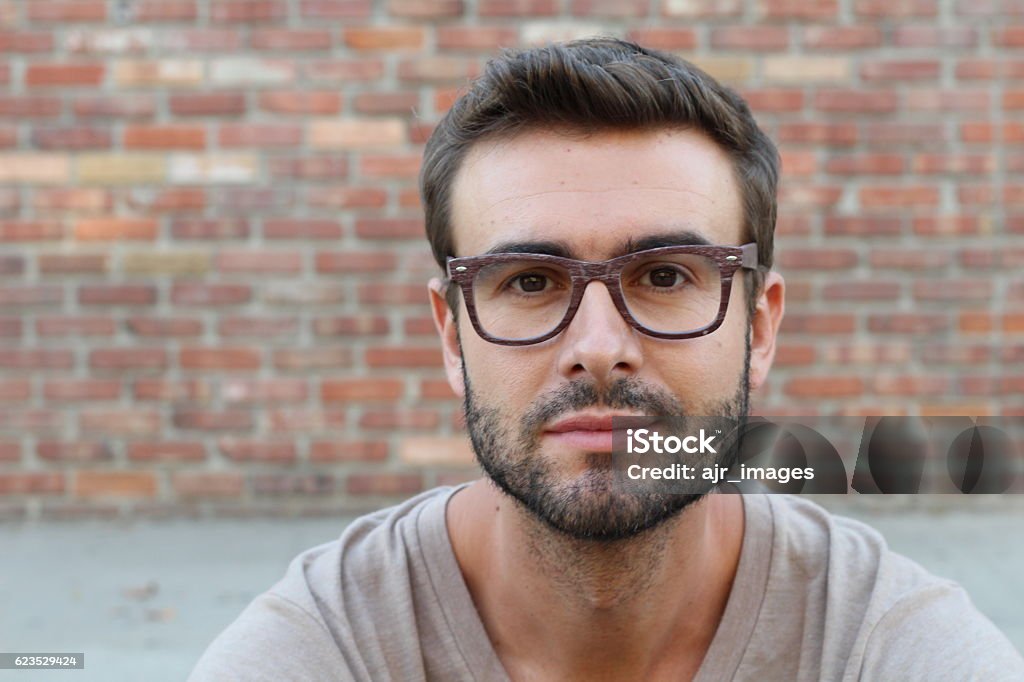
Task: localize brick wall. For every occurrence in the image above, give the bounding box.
[0,0,1021,520]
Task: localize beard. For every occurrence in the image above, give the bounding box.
[461,334,751,543]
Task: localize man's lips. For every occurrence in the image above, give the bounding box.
[542,414,660,451]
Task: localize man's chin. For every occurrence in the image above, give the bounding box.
[497,470,704,543]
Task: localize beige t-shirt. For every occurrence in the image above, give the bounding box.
[190,486,1024,681]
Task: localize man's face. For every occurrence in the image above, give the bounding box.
[431,128,775,541]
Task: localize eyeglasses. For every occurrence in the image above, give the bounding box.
[446,243,759,346]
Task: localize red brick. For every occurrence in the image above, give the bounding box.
[259,91,342,114]
[250,474,334,495]
[128,442,206,461]
[36,315,114,335]
[868,314,949,334]
[353,92,419,115]
[28,2,106,21]
[315,251,397,273]
[822,282,901,300]
[322,378,404,402]
[80,409,161,435]
[38,441,113,462]
[358,283,429,305]
[859,186,940,207]
[76,471,157,498]
[310,441,388,462]
[88,348,167,369]
[437,26,521,50]
[269,156,349,179]
[388,0,462,16]
[344,27,425,50]
[0,221,64,241]
[0,350,74,369]
[894,26,978,47]
[173,473,243,498]
[180,347,261,370]
[873,375,950,396]
[171,218,249,240]
[0,473,64,494]
[0,95,62,117]
[173,409,253,431]
[43,379,120,401]
[169,93,246,116]
[133,379,210,401]
[0,31,55,52]
[268,408,347,432]
[73,94,156,118]
[366,347,443,368]
[217,317,301,338]
[908,89,989,111]
[360,154,421,179]
[250,29,332,50]
[216,250,303,273]
[994,27,1024,47]
[864,123,947,146]
[27,63,104,87]
[777,123,857,146]
[314,315,391,336]
[860,60,940,81]
[210,1,287,22]
[780,314,856,334]
[758,0,838,19]
[133,1,198,21]
[0,285,62,305]
[815,90,898,113]
[261,219,340,240]
[171,284,251,307]
[739,88,804,112]
[347,473,423,496]
[913,279,992,302]
[79,285,157,305]
[273,348,351,370]
[854,0,936,16]
[802,26,882,49]
[784,377,863,398]
[826,154,904,175]
[31,126,111,149]
[571,0,647,16]
[355,218,425,239]
[773,345,816,367]
[777,249,859,269]
[127,188,206,213]
[219,439,297,462]
[75,218,158,241]
[912,215,981,236]
[304,58,384,82]
[360,409,440,430]
[218,123,302,148]
[124,125,205,149]
[711,27,790,51]
[869,248,952,269]
[0,379,30,400]
[126,317,203,337]
[301,0,374,17]
[307,186,388,208]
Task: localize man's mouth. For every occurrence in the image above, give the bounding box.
[542,413,659,452]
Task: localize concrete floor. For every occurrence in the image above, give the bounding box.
[1,497,1022,682]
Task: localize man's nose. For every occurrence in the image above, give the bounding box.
[555,280,644,384]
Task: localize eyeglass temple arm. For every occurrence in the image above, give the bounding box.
[740,243,759,270]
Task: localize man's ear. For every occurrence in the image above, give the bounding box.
[428,277,465,399]
[748,271,785,392]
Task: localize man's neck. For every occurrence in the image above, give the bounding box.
[446,480,745,682]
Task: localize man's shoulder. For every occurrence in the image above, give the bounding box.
[189,485,460,681]
[745,494,1024,679]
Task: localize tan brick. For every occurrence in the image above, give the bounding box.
[114,60,203,87]
[173,472,243,498]
[0,154,70,183]
[168,154,257,184]
[309,119,405,148]
[687,56,752,83]
[124,125,206,150]
[209,58,295,85]
[122,251,210,274]
[763,57,849,83]
[344,27,425,50]
[76,471,158,498]
[75,218,158,241]
[77,155,164,184]
[399,436,475,466]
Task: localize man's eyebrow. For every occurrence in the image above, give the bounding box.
[620,230,713,254]
[483,240,575,258]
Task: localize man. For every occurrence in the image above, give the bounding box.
[191,39,1024,680]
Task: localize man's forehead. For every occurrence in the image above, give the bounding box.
[448,128,745,258]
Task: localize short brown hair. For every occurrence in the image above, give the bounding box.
[420,37,779,319]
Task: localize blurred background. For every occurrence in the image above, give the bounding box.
[0,0,1022,679]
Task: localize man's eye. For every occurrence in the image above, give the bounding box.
[515,274,548,292]
[647,268,682,287]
